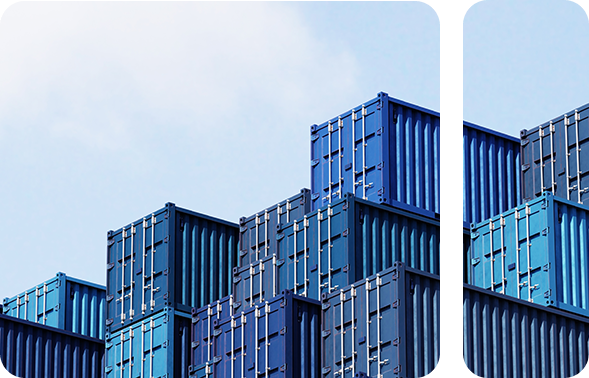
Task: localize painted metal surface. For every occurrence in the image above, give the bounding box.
[190,290,321,378]
[2,272,106,339]
[464,283,589,378]
[191,295,234,369]
[104,307,191,378]
[520,102,589,206]
[470,193,589,316]
[239,189,311,266]
[233,194,439,308]
[310,92,440,219]
[464,227,471,284]
[0,313,105,378]
[463,122,521,229]
[321,262,440,378]
[106,202,239,333]
[188,362,211,377]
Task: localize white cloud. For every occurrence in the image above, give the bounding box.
[0,2,358,152]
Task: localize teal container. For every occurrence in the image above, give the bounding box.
[2,272,106,339]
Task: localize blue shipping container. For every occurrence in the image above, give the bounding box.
[310,92,440,219]
[191,290,321,378]
[0,313,105,378]
[188,362,211,377]
[520,102,589,206]
[105,307,191,378]
[2,272,106,340]
[106,202,239,333]
[321,262,439,378]
[232,194,439,308]
[463,122,521,228]
[464,283,589,378]
[470,192,589,316]
[191,295,235,369]
[239,189,311,266]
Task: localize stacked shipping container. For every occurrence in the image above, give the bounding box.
[465,101,589,376]
[3,91,589,378]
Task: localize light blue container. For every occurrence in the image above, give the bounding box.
[2,272,106,339]
[104,307,192,378]
[470,192,589,316]
[310,92,440,219]
[106,202,239,333]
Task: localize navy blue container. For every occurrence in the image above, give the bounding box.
[0,313,105,378]
[321,262,439,378]
[191,290,321,378]
[189,362,211,377]
[106,202,239,333]
[520,102,589,206]
[310,92,440,219]
[232,194,439,308]
[463,122,521,229]
[239,189,311,266]
[464,227,471,284]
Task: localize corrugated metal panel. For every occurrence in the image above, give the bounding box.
[239,189,311,266]
[188,362,211,377]
[193,290,321,378]
[520,102,589,206]
[463,122,522,228]
[464,283,589,378]
[470,193,589,316]
[104,307,191,378]
[321,262,440,378]
[232,194,439,308]
[0,313,105,378]
[464,227,471,284]
[310,92,440,219]
[106,203,239,333]
[2,272,106,339]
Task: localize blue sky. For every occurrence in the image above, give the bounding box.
[0,2,439,291]
[465,0,589,136]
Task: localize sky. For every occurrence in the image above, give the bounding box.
[0,1,439,292]
[464,0,589,137]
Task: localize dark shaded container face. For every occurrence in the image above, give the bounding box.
[206,291,321,378]
[463,122,521,228]
[321,263,439,378]
[191,295,234,369]
[106,203,239,334]
[105,307,192,378]
[521,103,589,206]
[464,283,589,378]
[2,273,106,340]
[0,314,105,378]
[470,193,589,317]
[310,92,440,219]
[239,189,311,266]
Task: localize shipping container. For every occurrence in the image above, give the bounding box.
[520,102,589,206]
[104,307,191,378]
[233,194,439,307]
[310,92,440,219]
[469,192,589,317]
[0,313,105,378]
[321,262,439,378]
[2,272,106,339]
[239,189,311,266]
[463,122,521,228]
[464,283,589,378]
[464,227,471,284]
[189,290,321,378]
[106,202,239,333]
[191,295,234,369]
